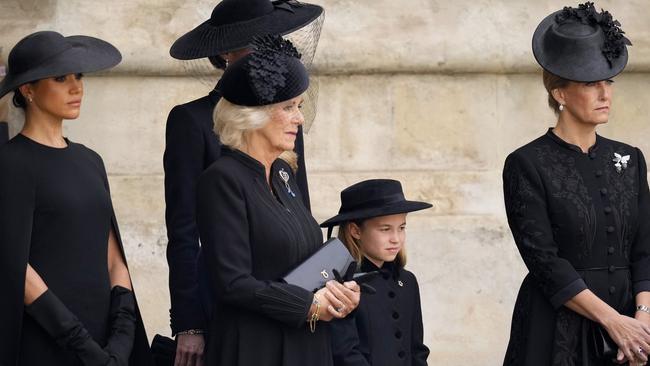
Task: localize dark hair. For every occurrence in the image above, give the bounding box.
[208,55,227,70]
[12,80,39,110]
[542,70,571,114]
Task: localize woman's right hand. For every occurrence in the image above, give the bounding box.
[311,281,360,322]
[602,314,650,364]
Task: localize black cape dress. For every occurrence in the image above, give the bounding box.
[196,148,329,366]
[502,129,650,365]
[0,134,151,365]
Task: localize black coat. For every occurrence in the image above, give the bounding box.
[0,134,151,365]
[502,129,650,365]
[163,87,311,334]
[196,149,329,366]
[330,260,429,366]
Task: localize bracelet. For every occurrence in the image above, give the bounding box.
[176,329,206,336]
[637,305,650,315]
[309,296,321,334]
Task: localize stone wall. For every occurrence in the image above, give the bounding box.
[2,0,650,363]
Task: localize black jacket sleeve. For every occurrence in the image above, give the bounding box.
[410,276,429,366]
[0,146,36,364]
[163,106,208,334]
[631,148,650,294]
[503,152,587,308]
[330,315,371,366]
[197,166,314,328]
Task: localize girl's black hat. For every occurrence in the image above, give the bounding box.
[0,31,121,99]
[169,0,323,61]
[219,35,309,106]
[532,2,631,82]
[320,179,432,228]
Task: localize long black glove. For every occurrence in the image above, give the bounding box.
[333,262,378,294]
[25,290,110,365]
[104,286,137,366]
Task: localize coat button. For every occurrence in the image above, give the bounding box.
[589,152,597,159]
[388,291,396,299]
[604,207,612,214]
[392,311,400,320]
[398,351,406,359]
[607,226,615,233]
[609,265,616,273]
[609,286,616,294]
[595,170,603,177]
[395,330,402,339]
[600,188,608,195]
[608,246,615,254]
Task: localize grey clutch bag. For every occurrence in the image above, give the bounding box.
[283,237,355,292]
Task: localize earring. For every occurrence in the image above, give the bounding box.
[28,96,33,103]
[559,104,564,111]
[224,58,229,68]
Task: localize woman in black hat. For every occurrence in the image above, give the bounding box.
[321,179,431,366]
[195,36,359,366]
[0,31,151,365]
[503,2,650,365]
[164,1,322,362]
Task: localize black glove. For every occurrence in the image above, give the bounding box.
[25,289,110,365]
[333,262,378,294]
[104,286,137,366]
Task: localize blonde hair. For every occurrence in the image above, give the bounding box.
[337,220,407,268]
[214,98,298,170]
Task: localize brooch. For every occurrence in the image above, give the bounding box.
[613,153,630,173]
[279,168,296,197]
[398,280,404,287]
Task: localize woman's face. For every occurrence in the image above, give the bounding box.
[350,213,407,268]
[256,95,304,153]
[22,73,84,120]
[555,79,613,125]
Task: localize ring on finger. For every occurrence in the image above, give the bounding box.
[336,306,346,313]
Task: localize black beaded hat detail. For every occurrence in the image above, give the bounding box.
[320,179,432,228]
[219,35,309,107]
[532,2,631,82]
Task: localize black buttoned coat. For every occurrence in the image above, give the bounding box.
[502,129,650,365]
[330,260,429,366]
[196,149,329,366]
[163,87,311,334]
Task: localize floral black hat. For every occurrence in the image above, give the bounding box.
[320,179,432,229]
[532,2,631,82]
[219,35,309,107]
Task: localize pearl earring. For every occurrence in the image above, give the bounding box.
[559,104,564,111]
[28,96,33,103]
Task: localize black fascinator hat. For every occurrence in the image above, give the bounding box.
[219,35,309,107]
[0,31,121,99]
[320,179,432,229]
[532,2,631,82]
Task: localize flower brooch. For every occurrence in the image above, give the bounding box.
[613,152,630,173]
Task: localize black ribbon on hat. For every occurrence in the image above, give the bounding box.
[272,0,303,13]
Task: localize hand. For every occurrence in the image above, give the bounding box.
[174,333,205,366]
[323,280,360,319]
[602,314,650,364]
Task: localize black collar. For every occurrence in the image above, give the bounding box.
[545,128,601,154]
[222,148,267,178]
[360,258,401,279]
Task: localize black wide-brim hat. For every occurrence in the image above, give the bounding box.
[170,0,323,60]
[0,31,121,99]
[320,179,433,228]
[532,2,631,82]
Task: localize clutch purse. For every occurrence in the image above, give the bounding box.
[151,334,176,366]
[589,322,617,359]
[283,237,355,292]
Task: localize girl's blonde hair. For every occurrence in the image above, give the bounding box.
[214,98,298,170]
[336,220,407,268]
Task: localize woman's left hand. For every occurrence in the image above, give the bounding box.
[323,280,360,318]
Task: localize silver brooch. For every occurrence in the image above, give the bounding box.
[398,280,404,287]
[279,168,296,197]
[613,153,631,173]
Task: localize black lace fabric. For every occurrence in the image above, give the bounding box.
[248,35,302,104]
[555,2,632,66]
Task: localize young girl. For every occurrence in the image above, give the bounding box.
[322,179,431,366]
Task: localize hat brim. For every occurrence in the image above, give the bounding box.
[320,201,433,228]
[532,10,628,82]
[170,4,323,60]
[0,35,121,99]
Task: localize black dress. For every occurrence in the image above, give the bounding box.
[330,259,429,366]
[196,148,328,366]
[0,134,151,365]
[164,87,311,334]
[502,129,650,365]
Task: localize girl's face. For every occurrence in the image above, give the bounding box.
[554,79,613,125]
[350,213,407,268]
[21,73,84,120]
